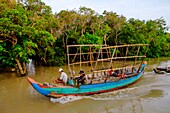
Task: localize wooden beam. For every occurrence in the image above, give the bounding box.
[67,44,104,47]
[97,56,146,61]
[101,44,149,49]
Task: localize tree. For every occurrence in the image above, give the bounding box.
[103,11,126,45]
[0,0,58,74]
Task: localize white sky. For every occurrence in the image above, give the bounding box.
[42,0,170,31]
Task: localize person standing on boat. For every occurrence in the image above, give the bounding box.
[55,68,68,85]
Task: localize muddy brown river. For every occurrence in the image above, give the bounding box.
[0,58,170,113]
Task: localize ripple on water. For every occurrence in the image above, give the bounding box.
[50,96,83,104]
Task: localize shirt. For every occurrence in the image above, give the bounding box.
[108,69,114,75]
[60,72,68,84]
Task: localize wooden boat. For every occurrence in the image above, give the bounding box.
[27,67,146,98]
[27,44,149,98]
[153,65,170,74]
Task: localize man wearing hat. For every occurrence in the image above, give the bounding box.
[76,70,86,85]
[56,68,68,85]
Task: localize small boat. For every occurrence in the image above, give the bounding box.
[27,44,149,98]
[27,66,146,98]
[153,65,170,74]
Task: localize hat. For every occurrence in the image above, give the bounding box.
[59,68,63,72]
[79,70,84,74]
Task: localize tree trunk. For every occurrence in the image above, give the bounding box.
[104,34,107,46]
[15,59,27,76]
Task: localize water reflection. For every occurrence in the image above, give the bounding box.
[26,59,35,76]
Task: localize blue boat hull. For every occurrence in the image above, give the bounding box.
[27,68,144,98]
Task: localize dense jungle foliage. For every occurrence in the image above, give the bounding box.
[0,0,170,73]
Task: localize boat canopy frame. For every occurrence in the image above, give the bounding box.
[67,44,149,77]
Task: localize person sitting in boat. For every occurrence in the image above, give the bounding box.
[117,69,126,78]
[76,70,86,85]
[108,67,119,77]
[55,68,68,85]
[108,67,114,76]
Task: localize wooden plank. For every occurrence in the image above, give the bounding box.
[97,56,146,61]
[67,44,104,47]
[68,60,98,65]
[68,52,102,56]
[100,44,149,49]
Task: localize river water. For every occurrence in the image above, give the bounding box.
[0,58,170,113]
